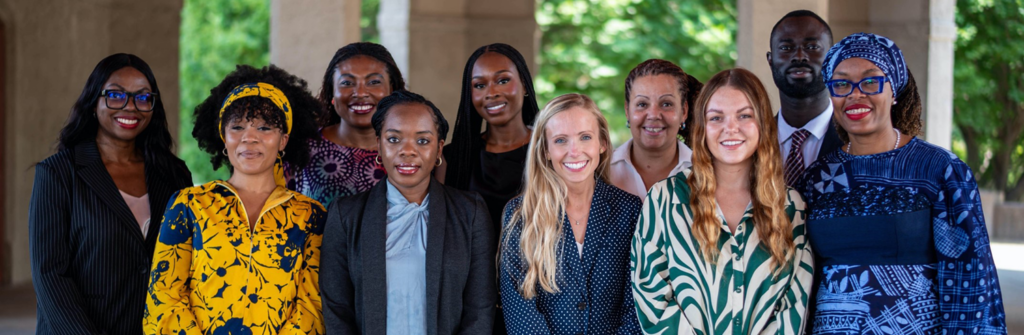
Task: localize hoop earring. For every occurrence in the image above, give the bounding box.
[374,155,382,165]
[222,148,228,156]
[436,156,443,167]
[279,150,286,158]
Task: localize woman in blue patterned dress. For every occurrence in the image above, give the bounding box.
[499,93,642,334]
[799,32,1006,334]
[285,42,405,205]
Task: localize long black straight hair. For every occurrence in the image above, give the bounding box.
[57,53,190,182]
[444,43,540,190]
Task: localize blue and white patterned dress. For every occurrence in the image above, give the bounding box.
[798,137,1006,335]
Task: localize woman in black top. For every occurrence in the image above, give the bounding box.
[28,53,192,335]
[440,43,540,229]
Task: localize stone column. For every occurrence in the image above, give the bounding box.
[924,0,956,150]
[270,0,361,90]
[379,0,537,140]
[736,0,829,112]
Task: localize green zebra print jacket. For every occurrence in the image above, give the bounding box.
[631,170,814,335]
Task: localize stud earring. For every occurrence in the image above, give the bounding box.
[892,100,897,105]
[626,120,630,128]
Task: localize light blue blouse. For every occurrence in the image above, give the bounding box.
[385,180,429,335]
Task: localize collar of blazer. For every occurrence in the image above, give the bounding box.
[360,176,450,334]
[73,141,176,245]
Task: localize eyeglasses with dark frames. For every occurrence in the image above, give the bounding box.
[825,76,889,98]
[99,90,158,112]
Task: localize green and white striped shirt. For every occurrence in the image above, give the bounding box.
[631,171,814,335]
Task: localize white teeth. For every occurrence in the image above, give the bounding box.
[397,166,417,172]
[721,140,743,146]
[350,105,372,111]
[643,127,665,132]
[563,161,586,170]
[116,118,138,125]
[846,108,870,115]
[487,103,507,111]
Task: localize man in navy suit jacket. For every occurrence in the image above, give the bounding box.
[767,10,843,186]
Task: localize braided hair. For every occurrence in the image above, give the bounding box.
[623,59,704,145]
[444,43,540,190]
[318,42,406,126]
[192,64,322,171]
[834,70,923,142]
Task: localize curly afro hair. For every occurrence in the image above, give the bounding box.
[192,64,322,171]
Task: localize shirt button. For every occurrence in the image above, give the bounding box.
[735,287,742,294]
[734,255,741,262]
[577,302,586,310]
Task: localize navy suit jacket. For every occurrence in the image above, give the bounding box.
[29,142,191,335]
[500,179,642,335]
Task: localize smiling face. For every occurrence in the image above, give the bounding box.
[704,86,759,169]
[470,52,526,127]
[830,57,894,139]
[334,55,392,129]
[378,103,443,196]
[626,74,686,152]
[768,16,830,98]
[223,116,289,177]
[544,107,607,188]
[95,67,153,144]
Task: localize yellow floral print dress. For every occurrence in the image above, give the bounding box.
[144,181,326,334]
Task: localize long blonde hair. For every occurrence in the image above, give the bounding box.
[687,68,794,270]
[501,93,612,299]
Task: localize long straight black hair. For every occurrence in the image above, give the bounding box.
[57,53,190,182]
[444,43,540,190]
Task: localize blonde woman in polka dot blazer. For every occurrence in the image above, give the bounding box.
[499,93,642,334]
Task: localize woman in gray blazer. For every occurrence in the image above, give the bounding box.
[320,90,497,334]
[28,53,192,335]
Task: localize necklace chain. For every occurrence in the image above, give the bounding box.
[847,128,900,155]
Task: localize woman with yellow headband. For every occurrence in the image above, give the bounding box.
[144,65,326,334]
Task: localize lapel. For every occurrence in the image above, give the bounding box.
[561,180,612,290]
[74,142,144,241]
[144,164,177,248]
[424,178,448,335]
[817,120,843,161]
[360,178,389,334]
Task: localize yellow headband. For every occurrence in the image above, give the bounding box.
[218,82,293,141]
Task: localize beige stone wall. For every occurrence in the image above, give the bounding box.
[0,0,182,285]
[270,0,361,90]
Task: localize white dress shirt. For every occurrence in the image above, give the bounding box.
[609,138,693,198]
[777,101,833,169]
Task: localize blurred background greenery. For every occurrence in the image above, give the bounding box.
[177,0,1024,202]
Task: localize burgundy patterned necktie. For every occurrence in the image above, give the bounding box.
[784,129,811,187]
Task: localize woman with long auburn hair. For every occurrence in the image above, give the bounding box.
[631,68,814,334]
[499,93,642,334]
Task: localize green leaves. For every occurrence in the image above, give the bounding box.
[178,0,271,184]
[536,0,736,145]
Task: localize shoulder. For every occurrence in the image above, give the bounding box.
[287,190,327,212]
[35,147,75,177]
[648,169,693,202]
[599,179,641,209]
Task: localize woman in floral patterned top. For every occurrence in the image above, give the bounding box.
[145,65,326,334]
[286,42,405,205]
[632,68,814,335]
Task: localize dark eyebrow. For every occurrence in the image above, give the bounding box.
[416,130,434,135]
[658,93,676,99]
[472,69,513,80]
[105,84,150,94]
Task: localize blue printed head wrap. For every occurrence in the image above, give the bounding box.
[822,32,908,99]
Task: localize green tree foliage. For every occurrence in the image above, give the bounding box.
[178,0,270,184]
[536,0,736,145]
[954,0,1024,200]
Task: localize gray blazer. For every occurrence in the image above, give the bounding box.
[321,176,497,334]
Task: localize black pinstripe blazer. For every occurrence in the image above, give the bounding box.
[29,142,192,335]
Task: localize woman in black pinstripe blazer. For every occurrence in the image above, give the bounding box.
[28,53,192,335]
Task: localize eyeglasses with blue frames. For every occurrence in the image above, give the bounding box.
[825,76,889,98]
[99,90,158,112]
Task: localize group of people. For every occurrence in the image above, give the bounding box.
[28,9,1006,335]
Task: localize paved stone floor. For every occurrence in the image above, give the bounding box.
[1,243,1022,334]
